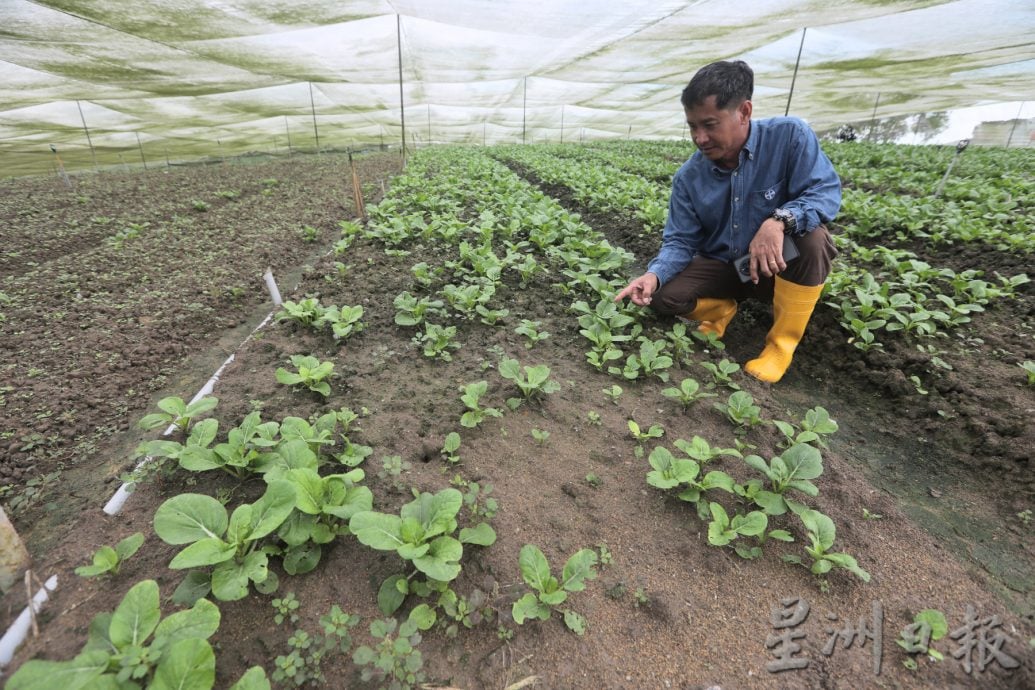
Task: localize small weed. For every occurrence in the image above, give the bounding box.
[585,473,601,488]
[1017,509,1032,527]
[587,410,602,425]
[531,428,550,445]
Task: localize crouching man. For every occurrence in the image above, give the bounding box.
[616,60,841,383]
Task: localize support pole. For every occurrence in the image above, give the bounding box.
[785,27,807,117]
[135,132,147,170]
[285,116,292,153]
[76,100,97,170]
[397,14,407,161]
[522,77,527,144]
[868,92,882,141]
[1005,101,1025,147]
[348,149,366,220]
[309,82,321,154]
[50,145,72,189]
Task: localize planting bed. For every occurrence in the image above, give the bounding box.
[0,143,1032,689]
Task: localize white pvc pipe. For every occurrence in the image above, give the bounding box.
[263,268,283,306]
[0,575,58,668]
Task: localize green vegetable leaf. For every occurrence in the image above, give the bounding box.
[154,494,228,545]
[350,512,404,550]
[518,544,552,593]
[5,650,109,690]
[511,593,550,624]
[563,610,587,635]
[228,667,271,690]
[153,598,220,646]
[109,579,161,649]
[169,537,236,569]
[377,574,407,616]
[560,549,598,593]
[459,523,497,546]
[150,638,216,690]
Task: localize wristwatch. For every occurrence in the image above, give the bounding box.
[772,208,797,235]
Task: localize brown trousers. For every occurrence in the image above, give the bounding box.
[651,226,837,316]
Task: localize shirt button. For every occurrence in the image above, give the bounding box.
[733,172,738,177]
[734,197,740,202]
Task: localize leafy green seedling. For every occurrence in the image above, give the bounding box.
[476,304,509,325]
[300,225,319,243]
[1020,361,1035,386]
[707,503,768,556]
[783,509,871,583]
[585,473,601,488]
[6,580,220,690]
[515,319,550,349]
[75,533,144,578]
[898,609,949,665]
[272,592,301,626]
[272,467,372,575]
[531,428,550,445]
[277,299,324,328]
[137,395,218,434]
[459,381,503,428]
[773,406,839,449]
[587,410,602,425]
[715,390,762,430]
[602,384,623,403]
[512,545,598,635]
[862,508,884,520]
[742,443,824,516]
[317,305,365,341]
[441,432,461,464]
[498,358,561,405]
[661,377,717,410]
[645,446,735,517]
[394,292,445,326]
[276,355,334,397]
[154,481,296,601]
[628,419,664,458]
[350,488,496,614]
[414,323,460,361]
[673,435,742,465]
[353,608,435,689]
[699,358,740,389]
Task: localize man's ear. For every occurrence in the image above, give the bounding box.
[738,99,753,122]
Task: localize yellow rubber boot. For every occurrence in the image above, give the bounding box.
[745,278,824,383]
[682,298,738,338]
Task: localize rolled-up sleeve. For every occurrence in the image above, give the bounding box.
[781,121,841,235]
[647,171,703,286]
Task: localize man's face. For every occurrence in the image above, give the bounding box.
[685,96,752,168]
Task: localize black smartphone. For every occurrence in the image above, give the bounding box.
[733,235,800,283]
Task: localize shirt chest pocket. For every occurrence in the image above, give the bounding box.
[750,178,786,219]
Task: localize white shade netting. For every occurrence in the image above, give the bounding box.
[1,0,1032,174]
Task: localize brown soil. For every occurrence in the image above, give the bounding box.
[0,150,1032,690]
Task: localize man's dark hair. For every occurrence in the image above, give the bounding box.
[681,60,754,110]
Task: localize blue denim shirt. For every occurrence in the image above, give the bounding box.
[647,117,841,286]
